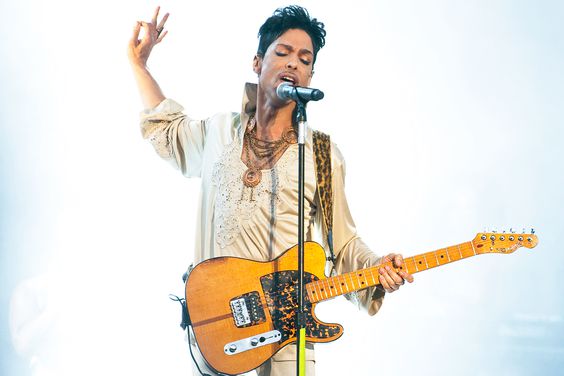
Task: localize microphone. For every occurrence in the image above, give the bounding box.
[276,82,325,102]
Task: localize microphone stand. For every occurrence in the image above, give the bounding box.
[294,98,308,376]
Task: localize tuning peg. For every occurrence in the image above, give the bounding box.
[531,228,535,234]
[502,230,506,233]
[522,227,526,234]
[510,228,515,234]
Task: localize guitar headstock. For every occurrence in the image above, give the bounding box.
[472,230,538,254]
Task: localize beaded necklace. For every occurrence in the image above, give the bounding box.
[241,115,297,199]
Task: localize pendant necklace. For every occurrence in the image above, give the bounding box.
[241,115,297,200]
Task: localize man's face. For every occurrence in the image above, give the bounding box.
[254,28,315,104]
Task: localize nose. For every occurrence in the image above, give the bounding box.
[285,57,298,70]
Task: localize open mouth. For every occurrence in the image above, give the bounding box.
[279,74,297,85]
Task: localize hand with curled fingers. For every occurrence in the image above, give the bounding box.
[378,253,414,294]
[128,6,170,68]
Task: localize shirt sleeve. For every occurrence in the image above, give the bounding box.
[139,98,207,177]
[323,143,385,316]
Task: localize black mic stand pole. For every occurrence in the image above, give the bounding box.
[294,98,307,376]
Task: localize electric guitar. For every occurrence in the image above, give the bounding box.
[184,231,538,375]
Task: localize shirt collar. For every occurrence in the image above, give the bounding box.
[241,82,257,127]
[242,82,257,115]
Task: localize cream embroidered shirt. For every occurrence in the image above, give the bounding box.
[140,83,384,316]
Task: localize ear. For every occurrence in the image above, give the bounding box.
[304,69,313,86]
[253,55,262,76]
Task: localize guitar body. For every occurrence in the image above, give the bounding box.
[184,231,538,375]
[185,242,343,375]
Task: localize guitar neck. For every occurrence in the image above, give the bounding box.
[307,241,478,303]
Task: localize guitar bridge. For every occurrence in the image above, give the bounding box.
[229,291,266,328]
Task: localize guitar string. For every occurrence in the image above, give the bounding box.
[259,256,443,306]
[236,239,520,309]
[253,242,482,307]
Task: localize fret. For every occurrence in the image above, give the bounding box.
[336,275,344,295]
[352,273,360,290]
[423,255,430,269]
[325,277,334,298]
[436,249,448,265]
[410,256,419,272]
[326,278,335,298]
[308,283,318,303]
[348,272,356,290]
[320,279,329,300]
[414,255,423,269]
[342,275,350,294]
[311,280,320,301]
[322,278,331,299]
[342,275,350,295]
[414,255,426,271]
[312,283,319,302]
[359,271,370,290]
[398,260,407,275]
[308,239,502,304]
[306,285,312,302]
[369,268,377,285]
[447,246,458,261]
[403,257,416,274]
[326,278,337,297]
[426,252,439,268]
[315,282,322,302]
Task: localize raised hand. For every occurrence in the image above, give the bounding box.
[128,6,170,68]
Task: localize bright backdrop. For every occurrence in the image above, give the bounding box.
[1,1,563,375]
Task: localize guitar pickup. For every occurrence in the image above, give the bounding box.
[229,291,266,328]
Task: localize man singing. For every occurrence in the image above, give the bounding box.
[128,5,414,375]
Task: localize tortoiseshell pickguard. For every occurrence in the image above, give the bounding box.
[260,271,341,343]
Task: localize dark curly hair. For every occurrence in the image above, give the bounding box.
[257,5,326,66]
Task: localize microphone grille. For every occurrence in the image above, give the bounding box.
[312,89,324,101]
[276,82,291,98]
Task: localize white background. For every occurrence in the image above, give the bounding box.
[1,0,563,375]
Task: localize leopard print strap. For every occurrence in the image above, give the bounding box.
[312,130,335,263]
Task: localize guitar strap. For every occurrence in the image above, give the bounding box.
[312,130,336,265]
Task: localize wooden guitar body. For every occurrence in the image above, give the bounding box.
[185,242,343,375]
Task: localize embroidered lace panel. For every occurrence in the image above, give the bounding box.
[212,133,297,249]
